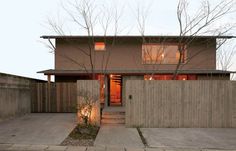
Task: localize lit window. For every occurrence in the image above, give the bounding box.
[142,44,186,64]
[144,74,194,80]
[95,42,106,51]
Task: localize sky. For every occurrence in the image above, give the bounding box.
[0,0,235,80]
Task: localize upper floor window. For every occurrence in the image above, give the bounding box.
[95,42,106,51]
[142,43,186,64]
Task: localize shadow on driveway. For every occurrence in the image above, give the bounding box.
[0,113,76,145]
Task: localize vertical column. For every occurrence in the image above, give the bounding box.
[104,75,109,107]
[47,74,51,112]
[47,75,51,83]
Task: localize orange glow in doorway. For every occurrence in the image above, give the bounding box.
[110,75,121,106]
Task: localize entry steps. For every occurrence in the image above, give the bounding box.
[101,109,125,125]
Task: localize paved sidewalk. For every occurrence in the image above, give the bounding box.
[1,144,236,151]
[94,125,144,148]
[141,128,236,150]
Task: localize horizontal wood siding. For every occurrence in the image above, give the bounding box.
[31,83,77,113]
[126,80,236,128]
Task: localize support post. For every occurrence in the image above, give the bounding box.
[47,74,51,112]
[47,75,51,83]
[104,75,108,107]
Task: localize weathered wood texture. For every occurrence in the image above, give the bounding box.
[126,80,236,128]
[77,80,100,126]
[0,83,31,121]
[0,73,44,121]
[31,83,77,113]
[232,81,236,127]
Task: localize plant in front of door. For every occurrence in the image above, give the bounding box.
[77,90,98,126]
[62,90,99,146]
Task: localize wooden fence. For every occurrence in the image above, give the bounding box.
[31,83,77,113]
[125,80,236,128]
[77,80,100,126]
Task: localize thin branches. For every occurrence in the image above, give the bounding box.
[172,0,236,79]
[217,40,236,71]
[44,0,122,79]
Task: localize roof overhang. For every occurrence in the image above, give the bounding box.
[38,69,235,76]
[40,35,236,39]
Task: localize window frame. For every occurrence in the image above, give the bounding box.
[142,43,187,65]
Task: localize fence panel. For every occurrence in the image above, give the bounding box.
[31,83,77,113]
[125,80,236,128]
[77,80,100,126]
[0,83,31,121]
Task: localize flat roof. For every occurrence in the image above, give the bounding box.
[38,69,234,75]
[40,35,236,39]
[0,72,46,82]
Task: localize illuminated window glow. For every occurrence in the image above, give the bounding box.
[144,74,196,80]
[95,42,106,51]
[142,43,186,64]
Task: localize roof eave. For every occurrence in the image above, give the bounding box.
[37,69,235,75]
[40,35,236,39]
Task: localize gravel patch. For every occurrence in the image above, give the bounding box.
[61,124,99,146]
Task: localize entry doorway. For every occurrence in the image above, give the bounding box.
[108,74,122,106]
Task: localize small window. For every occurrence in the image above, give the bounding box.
[95,42,106,51]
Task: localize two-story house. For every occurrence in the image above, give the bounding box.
[39,35,233,107]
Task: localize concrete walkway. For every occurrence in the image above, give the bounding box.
[94,125,144,148]
[1,143,236,151]
[141,128,236,150]
[0,113,76,145]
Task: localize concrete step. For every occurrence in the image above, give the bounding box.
[101,118,125,124]
[102,111,125,115]
[101,123,125,126]
[102,114,125,119]
[101,108,125,125]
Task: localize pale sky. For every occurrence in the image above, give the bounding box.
[0,0,235,80]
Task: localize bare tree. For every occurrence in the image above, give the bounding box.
[217,40,236,71]
[217,40,236,79]
[135,0,235,80]
[44,0,122,79]
[173,0,236,79]
[135,2,169,79]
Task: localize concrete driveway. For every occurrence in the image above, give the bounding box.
[141,128,236,150]
[0,113,76,145]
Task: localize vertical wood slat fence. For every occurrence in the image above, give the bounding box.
[77,80,100,126]
[31,83,77,113]
[125,80,236,128]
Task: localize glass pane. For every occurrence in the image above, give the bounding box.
[142,44,185,64]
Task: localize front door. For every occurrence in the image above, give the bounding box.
[108,74,122,106]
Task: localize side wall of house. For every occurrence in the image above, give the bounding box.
[55,38,216,71]
[0,73,44,121]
